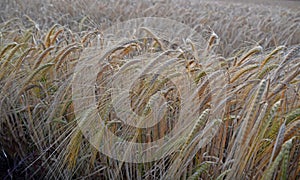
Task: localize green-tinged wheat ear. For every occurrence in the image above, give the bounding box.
[230,64,259,83]
[55,45,82,70]
[195,71,221,97]
[280,140,290,180]
[257,64,278,79]
[267,121,283,146]
[180,109,210,154]
[260,45,285,69]
[285,108,300,124]
[259,100,281,141]
[170,119,221,179]
[44,24,60,48]
[33,46,55,69]
[269,121,286,166]
[269,68,300,99]
[64,128,83,170]
[187,161,212,180]
[242,79,267,143]
[253,100,281,165]
[18,63,54,96]
[0,42,18,59]
[195,71,207,84]
[0,44,26,80]
[284,120,300,142]
[236,46,263,66]
[262,137,294,180]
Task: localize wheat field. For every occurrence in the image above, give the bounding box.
[0,0,299,179]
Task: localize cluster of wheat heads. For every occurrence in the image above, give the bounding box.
[0,17,299,179]
[0,19,85,178]
[0,0,300,179]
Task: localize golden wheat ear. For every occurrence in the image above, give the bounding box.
[139,27,167,51]
[32,46,55,69]
[0,42,18,58]
[236,46,263,66]
[204,31,219,56]
[44,24,60,48]
[260,45,285,70]
[64,128,83,170]
[0,43,25,79]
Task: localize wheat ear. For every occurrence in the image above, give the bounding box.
[262,137,294,180]
[257,64,278,79]
[1,43,24,65]
[64,128,83,169]
[18,63,54,96]
[230,64,259,83]
[44,24,59,48]
[0,42,17,58]
[236,46,263,66]
[269,121,286,166]
[180,109,210,154]
[260,45,285,69]
[33,46,55,69]
[139,26,166,51]
[55,45,82,70]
